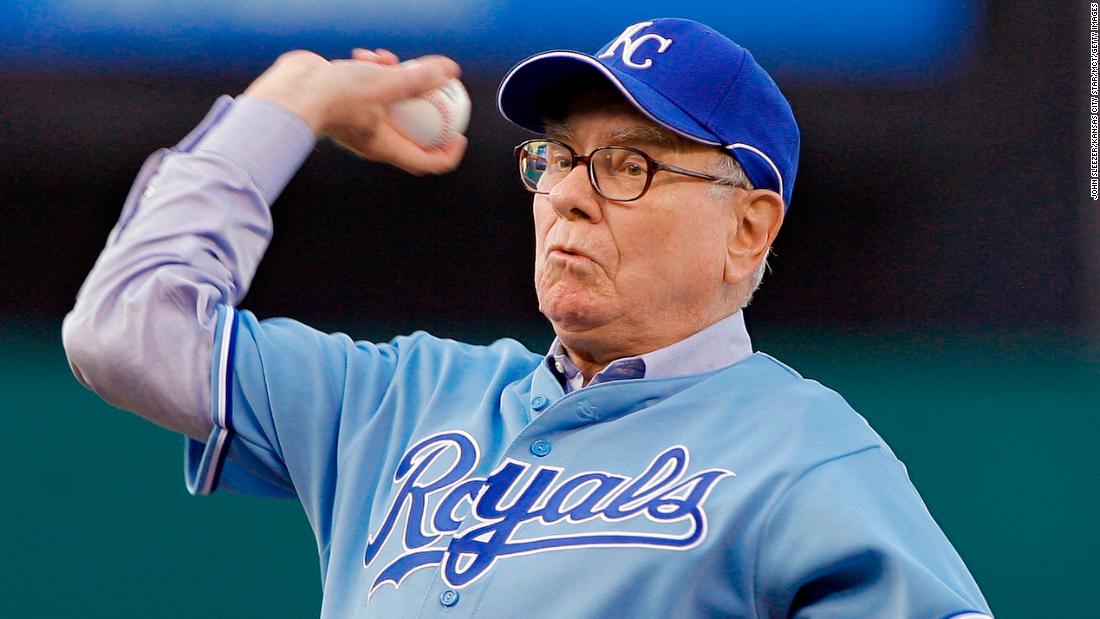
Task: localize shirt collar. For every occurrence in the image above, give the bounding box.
[544,310,753,392]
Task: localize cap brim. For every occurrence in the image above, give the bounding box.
[497,51,721,147]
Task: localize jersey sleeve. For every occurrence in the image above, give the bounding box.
[753,446,993,619]
[185,306,400,518]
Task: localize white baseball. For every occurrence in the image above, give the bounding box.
[389,60,471,148]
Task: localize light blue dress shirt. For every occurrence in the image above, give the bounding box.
[547,310,753,392]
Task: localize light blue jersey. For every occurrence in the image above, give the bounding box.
[59,91,993,618]
[187,305,992,618]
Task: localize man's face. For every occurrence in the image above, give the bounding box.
[532,104,741,358]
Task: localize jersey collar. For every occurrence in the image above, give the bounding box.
[545,310,754,393]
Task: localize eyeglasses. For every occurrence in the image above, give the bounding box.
[514,139,740,202]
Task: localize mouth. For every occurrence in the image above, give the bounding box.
[548,245,592,262]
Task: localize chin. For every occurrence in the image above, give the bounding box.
[538,288,613,334]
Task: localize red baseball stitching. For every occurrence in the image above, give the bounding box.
[426,87,454,148]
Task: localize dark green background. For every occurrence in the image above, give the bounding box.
[3,322,1094,618]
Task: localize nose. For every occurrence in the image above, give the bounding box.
[547,164,604,223]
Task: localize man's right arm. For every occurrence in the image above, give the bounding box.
[62,51,465,440]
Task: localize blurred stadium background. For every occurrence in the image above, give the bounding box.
[1,1,1095,616]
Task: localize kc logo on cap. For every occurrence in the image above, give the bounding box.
[597,21,673,70]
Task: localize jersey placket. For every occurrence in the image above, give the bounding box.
[414,371,677,616]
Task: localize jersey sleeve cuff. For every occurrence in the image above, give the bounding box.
[185,304,239,496]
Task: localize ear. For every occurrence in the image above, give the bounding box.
[723,189,785,286]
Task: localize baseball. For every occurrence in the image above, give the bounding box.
[389,60,471,148]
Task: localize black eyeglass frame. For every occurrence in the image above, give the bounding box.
[514,139,741,202]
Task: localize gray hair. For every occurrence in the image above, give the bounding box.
[706,154,770,310]
[706,152,753,197]
[739,250,771,310]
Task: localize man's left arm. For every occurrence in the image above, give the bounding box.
[753,446,993,618]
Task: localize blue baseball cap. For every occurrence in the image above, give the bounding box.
[497,18,799,208]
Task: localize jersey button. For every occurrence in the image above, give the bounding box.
[531,395,548,411]
[440,588,460,607]
[530,439,552,457]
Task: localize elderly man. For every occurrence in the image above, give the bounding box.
[64,18,992,618]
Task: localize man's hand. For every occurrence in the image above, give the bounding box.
[244,49,467,175]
